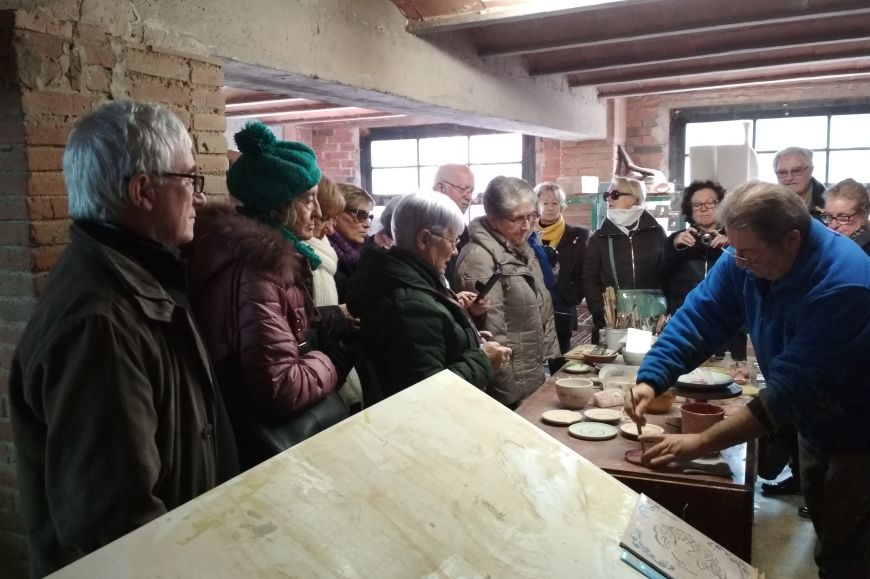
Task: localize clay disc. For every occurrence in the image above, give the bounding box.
[541,409,583,426]
[624,449,645,466]
[619,422,665,440]
[583,408,622,423]
[568,421,618,441]
[563,362,593,374]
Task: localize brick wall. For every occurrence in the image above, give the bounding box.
[0,8,228,576]
[311,127,361,185]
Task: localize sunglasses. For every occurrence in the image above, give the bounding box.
[344,208,374,223]
[602,190,633,201]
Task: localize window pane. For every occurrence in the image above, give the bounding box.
[471,163,523,196]
[370,139,417,168]
[419,166,439,192]
[685,120,753,149]
[419,136,468,166]
[830,114,870,149]
[371,167,419,196]
[828,151,870,183]
[470,133,523,164]
[754,116,827,152]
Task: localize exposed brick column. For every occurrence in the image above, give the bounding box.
[0,9,228,576]
[311,126,360,185]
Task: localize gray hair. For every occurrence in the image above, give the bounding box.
[825,178,869,215]
[392,192,464,250]
[773,146,813,169]
[63,100,193,222]
[482,176,535,218]
[534,181,567,208]
[378,195,404,240]
[718,181,811,244]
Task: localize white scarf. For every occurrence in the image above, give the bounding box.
[307,236,340,307]
[607,206,645,235]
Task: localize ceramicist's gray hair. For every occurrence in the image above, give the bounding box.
[534,181,567,209]
[825,178,869,215]
[392,192,464,250]
[482,176,535,218]
[718,181,811,244]
[63,100,193,222]
[773,147,813,169]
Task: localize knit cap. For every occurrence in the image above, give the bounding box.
[226,121,321,216]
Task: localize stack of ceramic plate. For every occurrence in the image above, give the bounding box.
[673,368,741,399]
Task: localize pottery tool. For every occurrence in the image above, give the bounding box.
[629,389,645,452]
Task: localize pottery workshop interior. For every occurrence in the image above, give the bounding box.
[1,1,869,578]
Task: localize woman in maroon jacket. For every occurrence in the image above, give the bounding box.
[187,122,351,469]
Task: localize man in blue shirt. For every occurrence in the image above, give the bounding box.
[627,181,870,578]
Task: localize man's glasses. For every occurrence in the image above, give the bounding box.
[691,200,719,210]
[724,246,770,267]
[344,208,374,223]
[602,190,632,201]
[160,172,205,194]
[441,180,473,195]
[429,231,460,249]
[505,212,538,225]
[822,211,858,225]
[775,167,809,179]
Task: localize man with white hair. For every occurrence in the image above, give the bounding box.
[433,163,475,284]
[774,146,826,221]
[9,100,237,576]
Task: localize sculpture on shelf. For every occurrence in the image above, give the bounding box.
[616,145,671,194]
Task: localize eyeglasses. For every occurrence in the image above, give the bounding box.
[429,231,460,249]
[602,190,633,201]
[441,180,473,195]
[505,212,538,225]
[159,172,205,194]
[774,166,809,179]
[691,200,719,210]
[344,208,374,223]
[822,211,859,225]
[724,245,769,267]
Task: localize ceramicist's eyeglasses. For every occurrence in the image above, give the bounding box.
[724,246,768,267]
[160,172,205,194]
[441,180,473,195]
[429,231,460,249]
[822,211,858,225]
[691,200,719,210]
[775,166,809,179]
[505,212,538,225]
[602,190,632,201]
[344,208,374,223]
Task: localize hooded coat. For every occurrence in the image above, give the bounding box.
[455,218,560,406]
[345,246,491,405]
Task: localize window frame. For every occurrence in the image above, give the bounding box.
[669,100,870,187]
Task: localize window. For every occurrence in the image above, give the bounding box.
[671,104,870,187]
[362,125,533,205]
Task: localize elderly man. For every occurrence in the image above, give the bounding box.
[9,100,237,577]
[433,163,474,283]
[627,181,870,578]
[774,146,826,221]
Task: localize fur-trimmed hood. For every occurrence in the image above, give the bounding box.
[185,203,304,298]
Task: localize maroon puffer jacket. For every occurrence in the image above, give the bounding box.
[186,204,337,418]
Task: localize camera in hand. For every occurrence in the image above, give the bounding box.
[695,232,713,246]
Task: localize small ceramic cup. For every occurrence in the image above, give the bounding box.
[555,378,595,410]
[680,402,725,434]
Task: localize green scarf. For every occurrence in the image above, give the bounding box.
[277,226,321,271]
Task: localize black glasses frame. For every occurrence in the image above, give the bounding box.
[821,211,859,225]
[602,190,632,201]
[160,172,205,194]
[345,208,374,223]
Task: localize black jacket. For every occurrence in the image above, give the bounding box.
[544,223,589,309]
[657,228,726,314]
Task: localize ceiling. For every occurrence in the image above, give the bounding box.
[225,1,870,130]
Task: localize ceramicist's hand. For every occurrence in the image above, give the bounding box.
[624,383,656,426]
[638,433,707,467]
[674,226,697,248]
[482,341,511,371]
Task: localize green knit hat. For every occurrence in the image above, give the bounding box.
[226,121,321,216]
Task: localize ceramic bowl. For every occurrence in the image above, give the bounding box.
[621,350,646,365]
[582,349,618,364]
[555,378,595,409]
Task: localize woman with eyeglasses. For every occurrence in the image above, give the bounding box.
[824,178,870,255]
[330,183,375,302]
[455,176,560,408]
[583,175,666,344]
[346,192,512,405]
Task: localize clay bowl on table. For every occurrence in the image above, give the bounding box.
[555,378,595,410]
[582,348,618,364]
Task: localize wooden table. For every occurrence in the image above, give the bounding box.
[50,371,647,579]
[516,370,757,562]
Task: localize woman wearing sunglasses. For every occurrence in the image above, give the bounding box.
[329,183,375,302]
[582,175,666,344]
[824,178,870,255]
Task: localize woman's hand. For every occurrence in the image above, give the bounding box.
[456,291,490,317]
[338,303,360,330]
[482,340,512,371]
[673,226,697,249]
[708,232,729,248]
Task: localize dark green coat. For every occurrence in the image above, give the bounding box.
[346,246,491,405]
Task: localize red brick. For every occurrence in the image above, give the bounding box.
[75,40,113,68]
[83,64,111,93]
[23,115,75,146]
[26,196,67,220]
[31,244,64,272]
[128,74,189,107]
[203,174,228,197]
[74,22,109,44]
[0,221,28,245]
[190,61,223,86]
[13,29,66,61]
[192,113,225,132]
[338,143,357,152]
[0,247,29,270]
[26,172,65,197]
[14,9,73,38]
[0,118,25,146]
[193,132,226,155]
[126,47,190,82]
[24,146,63,172]
[0,171,26,195]
[0,195,27,220]
[195,153,228,174]
[29,219,69,245]
[191,88,223,112]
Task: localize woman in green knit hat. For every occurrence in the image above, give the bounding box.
[186,122,354,470]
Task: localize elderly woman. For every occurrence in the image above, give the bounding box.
[346,192,511,405]
[583,175,666,343]
[187,122,351,469]
[824,178,870,254]
[367,194,403,250]
[330,183,375,301]
[534,181,589,369]
[455,176,560,407]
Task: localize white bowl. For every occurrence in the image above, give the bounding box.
[555,378,595,409]
[622,350,646,365]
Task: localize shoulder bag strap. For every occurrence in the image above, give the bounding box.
[607,237,620,289]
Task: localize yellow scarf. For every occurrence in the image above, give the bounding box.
[537,215,566,248]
